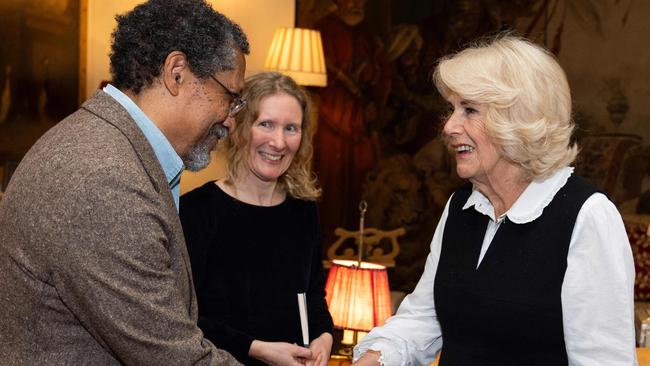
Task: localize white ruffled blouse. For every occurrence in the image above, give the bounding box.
[353,167,637,366]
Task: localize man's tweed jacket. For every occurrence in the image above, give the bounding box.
[0,92,241,365]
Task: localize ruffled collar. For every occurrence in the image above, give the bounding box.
[462,167,574,223]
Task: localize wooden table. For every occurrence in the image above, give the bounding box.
[639,347,650,365]
[327,354,441,366]
[330,350,650,365]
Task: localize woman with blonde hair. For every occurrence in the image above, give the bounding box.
[181,72,333,366]
[353,36,636,366]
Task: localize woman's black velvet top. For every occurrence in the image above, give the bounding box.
[180,182,333,365]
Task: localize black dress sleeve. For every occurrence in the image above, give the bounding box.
[179,186,211,300]
[180,184,255,363]
[305,202,334,340]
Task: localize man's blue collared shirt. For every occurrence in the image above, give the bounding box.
[103,84,184,210]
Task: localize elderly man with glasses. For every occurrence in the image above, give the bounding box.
[0,1,251,365]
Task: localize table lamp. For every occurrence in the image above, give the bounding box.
[324,201,392,357]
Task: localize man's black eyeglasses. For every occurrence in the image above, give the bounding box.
[209,75,246,116]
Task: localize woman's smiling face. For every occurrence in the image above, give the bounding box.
[442,93,507,186]
[246,92,303,183]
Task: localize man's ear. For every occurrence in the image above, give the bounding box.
[162,51,188,96]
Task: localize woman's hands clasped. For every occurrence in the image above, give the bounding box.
[248,332,333,366]
[249,340,314,366]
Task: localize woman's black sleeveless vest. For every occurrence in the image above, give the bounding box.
[434,175,598,366]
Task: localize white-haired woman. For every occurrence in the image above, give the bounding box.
[353,36,637,366]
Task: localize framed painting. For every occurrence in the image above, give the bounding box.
[0,0,81,190]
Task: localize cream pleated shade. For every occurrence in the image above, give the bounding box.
[264,27,327,87]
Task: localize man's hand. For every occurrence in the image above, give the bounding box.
[306,332,333,366]
[249,340,314,366]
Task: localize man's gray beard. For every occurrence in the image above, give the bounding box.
[183,123,229,172]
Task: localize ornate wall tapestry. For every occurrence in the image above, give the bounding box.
[298,0,649,292]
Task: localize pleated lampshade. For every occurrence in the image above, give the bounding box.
[325,259,392,332]
[264,27,327,87]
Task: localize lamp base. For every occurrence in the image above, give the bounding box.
[333,329,369,359]
[336,345,354,358]
[330,329,352,359]
[337,345,354,359]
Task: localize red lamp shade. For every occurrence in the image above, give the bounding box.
[325,259,392,332]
